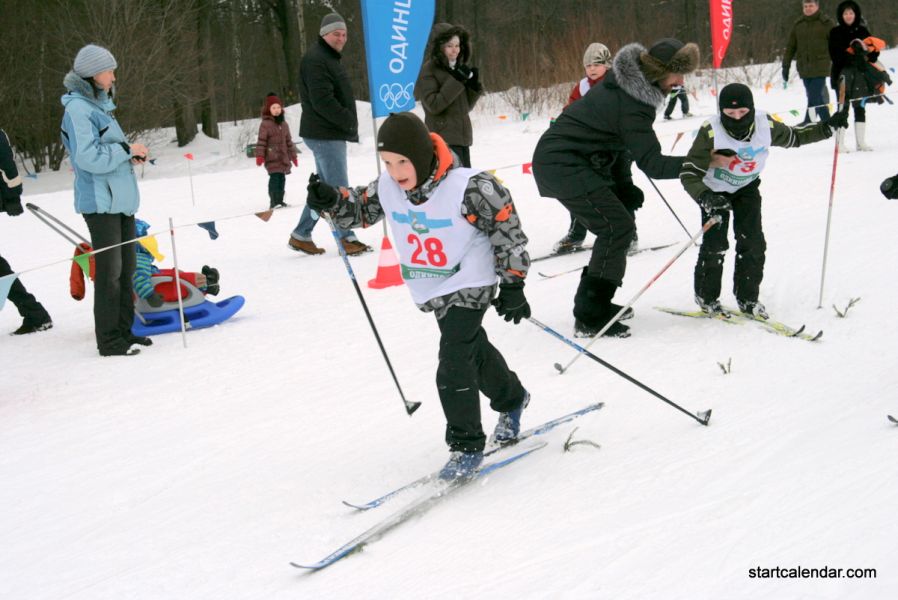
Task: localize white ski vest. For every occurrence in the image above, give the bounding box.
[702,111,772,193]
[377,168,497,305]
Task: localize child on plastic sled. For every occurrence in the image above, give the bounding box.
[305,112,531,480]
[679,83,848,319]
[132,218,220,313]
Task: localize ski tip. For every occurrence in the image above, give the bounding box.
[406,401,423,416]
[554,363,565,374]
[811,330,823,341]
[341,500,372,511]
[696,409,712,426]
[290,561,321,571]
[888,415,898,425]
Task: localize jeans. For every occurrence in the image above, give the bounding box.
[292,138,355,241]
[83,213,137,352]
[802,77,831,122]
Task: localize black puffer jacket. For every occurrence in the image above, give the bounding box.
[532,43,684,200]
[414,23,482,147]
[828,1,875,92]
[298,37,358,142]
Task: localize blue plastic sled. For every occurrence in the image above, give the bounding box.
[132,296,245,336]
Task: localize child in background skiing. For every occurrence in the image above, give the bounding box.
[554,42,614,255]
[305,112,531,480]
[679,83,848,319]
[255,93,298,209]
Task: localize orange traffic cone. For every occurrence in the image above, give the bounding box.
[367,236,404,289]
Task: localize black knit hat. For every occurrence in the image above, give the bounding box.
[377,112,435,188]
[719,83,754,111]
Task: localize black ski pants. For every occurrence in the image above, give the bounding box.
[558,185,635,286]
[83,213,137,353]
[0,252,51,326]
[694,181,766,304]
[436,306,526,452]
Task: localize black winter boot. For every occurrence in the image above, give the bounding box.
[202,265,219,285]
[572,269,631,338]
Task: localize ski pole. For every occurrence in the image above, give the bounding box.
[529,317,711,426]
[556,215,721,375]
[817,89,848,309]
[322,213,421,416]
[25,203,90,246]
[646,177,692,240]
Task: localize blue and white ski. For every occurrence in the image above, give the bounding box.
[342,402,604,511]
[290,441,548,571]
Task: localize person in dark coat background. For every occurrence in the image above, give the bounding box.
[782,0,836,125]
[415,23,483,168]
[287,12,368,256]
[532,38,700,339]
[828,0,879,152]
[255,93,298,209]
[0,128,53,335]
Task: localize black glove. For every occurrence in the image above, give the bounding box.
[881,173,898,200]
[450,64,473,83]
[465,67,481,91]
[825,110,849,130]
[146,292,165,308]
[491,282,531,325]
[2,196,23,216]
[306,173,339,212]
[699,190,732,213]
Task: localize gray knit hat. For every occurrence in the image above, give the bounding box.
[320,13,346,36]
[583,43,611,67]
[73,44,118,78]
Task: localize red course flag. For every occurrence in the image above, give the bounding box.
[709,0,734,69]
[183,153,194,160]
[522,162,533,174]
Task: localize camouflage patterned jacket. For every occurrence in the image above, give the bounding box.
[329,144,529,319]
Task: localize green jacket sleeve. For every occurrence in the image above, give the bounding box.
[769,117,833,148]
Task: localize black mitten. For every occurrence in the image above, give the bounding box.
[306,173,339,212]
[2,197,23,216]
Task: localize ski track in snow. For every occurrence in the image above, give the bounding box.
[2,52,897,599]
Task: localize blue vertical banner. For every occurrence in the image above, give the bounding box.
[361,0,435,118]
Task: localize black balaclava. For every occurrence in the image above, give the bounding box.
[377,112,436,188]
[719,83,755,140]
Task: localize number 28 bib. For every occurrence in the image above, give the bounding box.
[377,168,497,305]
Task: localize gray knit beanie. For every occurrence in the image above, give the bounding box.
[73,44,118,78]
[320,13,346,36]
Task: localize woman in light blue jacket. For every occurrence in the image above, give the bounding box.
[61,44,150,356]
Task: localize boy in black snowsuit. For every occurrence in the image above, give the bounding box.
[679,83,848,318]
[306,112,531,480]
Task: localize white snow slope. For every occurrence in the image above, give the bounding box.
[2,53,897,600]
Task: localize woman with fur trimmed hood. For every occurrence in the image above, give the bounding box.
[532,38,699,339]
[414,23,483,167]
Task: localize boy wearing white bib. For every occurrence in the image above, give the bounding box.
[680,83,847,318]
[306,112,531,480]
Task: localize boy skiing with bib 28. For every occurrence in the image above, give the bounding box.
[305,112,531,480]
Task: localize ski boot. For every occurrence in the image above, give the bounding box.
[737,299,769,320]
[491,390,531,444]
[696,296,730,317]
[438,450,484,481]
[553,234,585,255]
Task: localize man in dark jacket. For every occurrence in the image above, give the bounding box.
[532,38,699,338]
[0,128,53,335]
[783,0,835,125]
[288,12,369,256]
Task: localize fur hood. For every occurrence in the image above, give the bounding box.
[61,71,115,111]
[612,44,666,108]
[426,22,472,67]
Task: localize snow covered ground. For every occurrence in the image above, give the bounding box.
[2,52,897,599]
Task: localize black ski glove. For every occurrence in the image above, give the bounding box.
[306,173,339,212]
[465,67,481,91]
[491,282,531,325]
[881,173,898,200]
[699,190,732,213]
[146,291,164,308]
[824,110,849,130]
[450,64,473,83]
[2,196,23,216]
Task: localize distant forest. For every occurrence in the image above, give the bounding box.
[1,0,895,170]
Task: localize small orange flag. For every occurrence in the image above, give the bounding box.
[184,153,194,160]
[522,162,533,174]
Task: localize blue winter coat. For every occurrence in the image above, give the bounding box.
[60,72,140,215]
